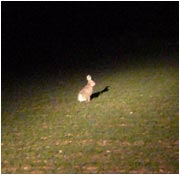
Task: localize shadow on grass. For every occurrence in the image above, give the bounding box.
[91,86,110,100]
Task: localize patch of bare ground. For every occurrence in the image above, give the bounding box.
[82,165,99,173]
[30,170,45,174]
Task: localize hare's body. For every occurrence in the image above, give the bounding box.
[78,75,95,102]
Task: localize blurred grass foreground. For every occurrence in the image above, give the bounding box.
[2,52,179,173]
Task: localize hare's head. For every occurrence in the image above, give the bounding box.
[87,75,95,87]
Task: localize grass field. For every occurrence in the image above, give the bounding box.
[2,54,179,173]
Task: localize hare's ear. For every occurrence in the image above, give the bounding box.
[87,75,92,81]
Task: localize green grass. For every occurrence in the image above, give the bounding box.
[2,55,179,173]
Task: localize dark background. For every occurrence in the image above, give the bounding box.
[1,1,179,81]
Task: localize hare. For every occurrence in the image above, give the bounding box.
[78,75,96,102]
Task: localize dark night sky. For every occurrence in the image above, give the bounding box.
[1,1,179,79]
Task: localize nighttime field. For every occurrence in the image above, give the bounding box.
[1,2,179,174]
